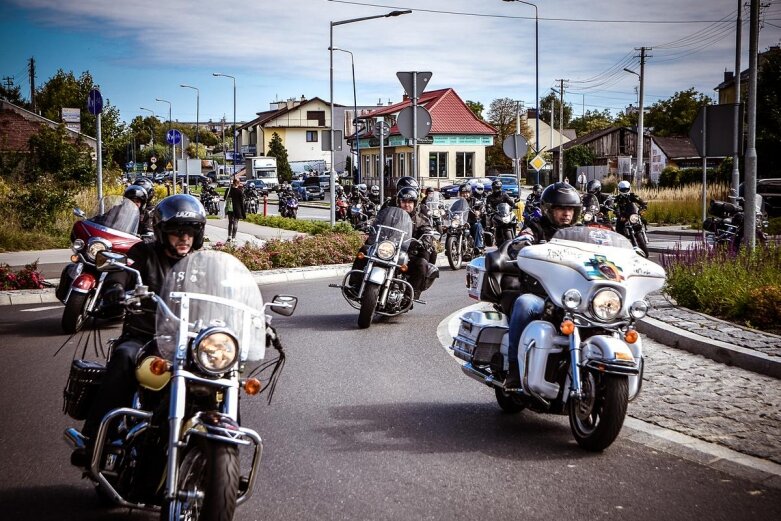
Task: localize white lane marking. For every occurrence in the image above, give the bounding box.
[21,305,62,312]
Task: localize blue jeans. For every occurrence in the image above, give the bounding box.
[507,294,545,365]
[470,222,484,249]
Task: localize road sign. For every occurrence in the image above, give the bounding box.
[166,161,173,171]
[150,156,157,163]
[375,121,390,138]
[689,103,743,157]
[502,134,528,160]
[396,106,432,140]
[143,163,148,171]
[396,71,432,99]
[87,89,103,115]
[529,154,547,172]
[321,130,343,152]
[150,163,157,171]
[166,129,182,145]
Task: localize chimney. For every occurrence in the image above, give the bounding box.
[402,93,409,102]
[377,98,383,106]
[724,70,734,83]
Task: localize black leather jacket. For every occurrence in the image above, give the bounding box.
[485,191,515,212]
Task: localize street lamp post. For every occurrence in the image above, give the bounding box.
[213,73,237,178]
[623,66,645,187]
[329,9,411,226]
[139,107,156,146]
[155,98,174,192]
[504,0,539,180]
[331,47,360,185]
[180,84,200,192]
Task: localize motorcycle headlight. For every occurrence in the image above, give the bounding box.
[86,238,111,262]
[583,212,594,222]
[629,214,640,224]
[452,214,462,225]
[591,288,622,321]
[629,300,649,319]
[192,329,238,375]
[562,289,582,310]
[71,238,85,252]
[376,240,396,260]
[501,214,512,223]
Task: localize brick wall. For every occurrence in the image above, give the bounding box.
[0,108,44,152]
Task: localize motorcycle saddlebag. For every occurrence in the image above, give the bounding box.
[451,310,507,365]
[709,200,739,218]
[63,359,106,420]
[702,217,721,233]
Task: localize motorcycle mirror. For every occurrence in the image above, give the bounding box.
[268,295,298,316]
[73,208,86,219]
[95,251,128,272]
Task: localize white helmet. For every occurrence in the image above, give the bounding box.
[618,180,631,193]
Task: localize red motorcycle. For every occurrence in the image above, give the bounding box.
[336,195,350,222]
[55,196,140,333]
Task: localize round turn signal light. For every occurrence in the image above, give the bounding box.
[149,357,170,376]
[244,378,262,395]
[624,329,639,344]
[560,320,575,336]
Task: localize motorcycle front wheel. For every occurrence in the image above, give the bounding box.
[61,291,90,334]
[635,229,649,257]
[445,235,462,270]
[357,282,380,329]
[568,372,628,452]
[160,440,240,521]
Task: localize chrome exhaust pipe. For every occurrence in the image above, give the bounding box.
[460,364,501,389]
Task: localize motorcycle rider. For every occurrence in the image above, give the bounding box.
[368,185,382,206]
[73,194,207,466]
[349,186,438,300]
[380,176,419,210]
[504,182,581,388]
[525,183,543,208]
[485,179,516,212]
[613,180,647,236]
[123,185,153,236]
[457,183,484,255]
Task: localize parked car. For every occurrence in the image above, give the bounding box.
[317,173,341,192]
[293,177,325,201]
[496,175,520,198]
[755,178,781,218]
[441,178,475,199]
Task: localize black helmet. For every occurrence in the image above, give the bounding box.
[153,194,207,255]
[491,179,503,193]
[458,183,471,195]
[396,186,419,210]
[586,179,602,195]
[532,184,543,195]
[540,182,582,225]
[425,187,434,195]
[133,177,155,201]
[123,185,148,210]
[396,176,419,191]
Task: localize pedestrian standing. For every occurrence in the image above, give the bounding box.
[224,176,246,242]
[577,172,587,192]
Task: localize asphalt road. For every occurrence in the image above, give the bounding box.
[1,271,779,520]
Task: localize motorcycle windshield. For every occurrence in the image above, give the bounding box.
[86,196,139,234]
[551,226,634,249]
[449,198,471,222]
[495,202,512,217]
[367,206,413,246]
[155,250,267,363]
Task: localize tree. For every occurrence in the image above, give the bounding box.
[612,109,638,129]
[486,98,533,170]
[756,48,781,178]
[465,100,484,120]
[538,92,573,128]
[644,88,712,137]
[0,82,26,107]
[570,109,613,136]
[563,144,595,178]
[266,132,292,182]
[35,70,125,168]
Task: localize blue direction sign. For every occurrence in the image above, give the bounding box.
[87,88,103,115]
[166,129,182,145]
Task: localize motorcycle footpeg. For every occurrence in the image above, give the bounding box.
[328,283,343,288]
[413,298,426,305]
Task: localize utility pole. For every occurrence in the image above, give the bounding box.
[2,76,13,92]
[515,100,524,185]
[28,57,36,113]
[556,79,566,181]
[744,0,759,249]
[635,46,650,188]
[732,0,743,195]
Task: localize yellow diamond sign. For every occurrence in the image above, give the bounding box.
[529,154,547,172]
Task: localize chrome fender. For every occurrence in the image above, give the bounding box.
[581,335,641,400]
[367,265,388,285]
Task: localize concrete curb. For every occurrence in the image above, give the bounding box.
[637,315,781,379]
[436,308,781,489]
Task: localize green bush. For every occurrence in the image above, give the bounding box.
[658,166,680,187]
[662,243,781,331]
[214,231,364,270]
[244,214,354,235]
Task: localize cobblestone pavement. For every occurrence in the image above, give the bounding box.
[632,335,781,464]
[646,292,781,358]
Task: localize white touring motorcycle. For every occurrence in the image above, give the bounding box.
[453,227,665,451]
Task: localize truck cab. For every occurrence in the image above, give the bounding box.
[248,156,279,191]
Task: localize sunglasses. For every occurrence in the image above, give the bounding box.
[167,225,198,238]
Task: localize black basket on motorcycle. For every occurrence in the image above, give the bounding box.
[709,200,739,218]
[63,359,106,420]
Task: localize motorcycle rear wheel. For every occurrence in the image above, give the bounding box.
[357,282,380,329]
[446,235,462,270]
[160,440,240,521]
[568,373,628,452]
[61,292,90,334]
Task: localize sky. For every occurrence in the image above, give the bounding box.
[1,0,780,127]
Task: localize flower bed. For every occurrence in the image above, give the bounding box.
[0,262,46,290]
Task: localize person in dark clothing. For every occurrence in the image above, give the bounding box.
[504,182,580,388]
[456,183,484,254]
[368,185,382,206]
[526,183,543,208]
[380,176,419,211]
[485,179,516,212]
[613,180,647,236]
[349,186,438,300]
[73,194,207,467]
[224,176,246,241]
[123,185,153,237]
